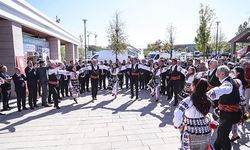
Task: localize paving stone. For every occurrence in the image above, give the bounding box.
[0,90,248,150]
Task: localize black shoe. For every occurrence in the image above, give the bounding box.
[66,95,70,97]
[30,107,34,110]
[34,105,39,108]
[156,99,159,102]
[18,109,22,112]
[23,107,28,110]
[42,104,51,107]
[2,108,9,111]
[173,101,178,106]
[73,98,78,104]
[54,105,60,109]
[130,96,134,99]
[8,106,14,109]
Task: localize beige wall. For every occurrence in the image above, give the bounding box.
[65,43,75,63]
[0,20,23,75]
[74,44,78,61]
[48,37,61,61]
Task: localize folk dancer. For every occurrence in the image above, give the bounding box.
[48,61,68,109]
[167,58,187,106]
[173,78,211,150]
[178,66,196,100]
[147,62,168,102]
[68,65,80,104]
[230,66,248,142]
[207,65,242,150]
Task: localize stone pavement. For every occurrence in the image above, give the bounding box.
[0,89,249,150]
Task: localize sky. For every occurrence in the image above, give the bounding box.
[27,0,250,48]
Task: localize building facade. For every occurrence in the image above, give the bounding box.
[0,0,80,75]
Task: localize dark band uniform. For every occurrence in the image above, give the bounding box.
[25,66,38,108]
[12,73,27,111]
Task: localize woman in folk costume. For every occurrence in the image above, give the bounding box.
[178,66,196,100]
[147,62,169,102]
[68,65,80,104]
[108,63,119,98]
[107,63,127,98]
[173,78,212,150]
[230,66,248,142]
[147,62,161,102]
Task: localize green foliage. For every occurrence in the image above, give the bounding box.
[210,31,230,53]
[194,4,215,53]
[78,47,84,59]
[236,17,250,35]
[60,46,65,61]
[147,40,170,52]
[107,11,128,55]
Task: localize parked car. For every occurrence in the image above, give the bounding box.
[193,51,200,57]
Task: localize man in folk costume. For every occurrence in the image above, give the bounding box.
[129,57,140,100]
[90,59,100,101]
[48,61,62,109]
[166,58,187,106]
[207,59,221,89]
[99,61,107,90]
[207,65,242,150]
[207,59,221,108]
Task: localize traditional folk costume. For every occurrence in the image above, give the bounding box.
[207,76,242,150]
[166,64,187,106]
[48,67,83,106]
[107,65,127,98]
[231,78,246,141]
[173,97,211,150]
[147,67,168,101]
[68,71,80,103]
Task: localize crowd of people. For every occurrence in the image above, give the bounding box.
[0,56,250,150]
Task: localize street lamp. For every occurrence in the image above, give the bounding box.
[215,21,220,57]
[115,28,119,62]
[82,19,87,60]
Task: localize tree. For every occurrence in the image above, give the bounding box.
[60,46,65,61]
[210,31,230,54]
[194,4,215,58]
[146,40,170,53]
[107,11,128,61]
[236,17,250,35]
[166,24,176,59]
[78,47,84,59]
